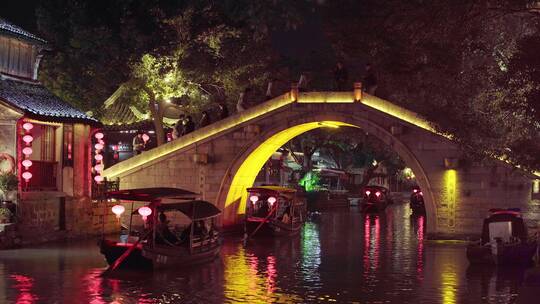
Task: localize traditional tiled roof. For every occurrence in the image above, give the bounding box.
[0,18,47,44]
[0,78,99,124]
[100,102,140,126]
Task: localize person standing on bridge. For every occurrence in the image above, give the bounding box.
[333,61,349,91]
[298,72,310,92]
[173,114,185,139]
[265,79,275,101]
[199,111,211,128]
[363,63,378,95]
[182,116,195,135]
[132,131,145,155]
[236,87,252,112]
[218,102,229,119]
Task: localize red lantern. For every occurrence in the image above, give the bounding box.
[22,122,33,131]
[22,147,33,156]
[22,159,32,169]
[267,196,277,207]
[94,132,104,140]
[94,175,103,183]
[142,134,150,143]
[94,154,103,161]
[94,143,104,150]
[138,206,152,221]
[22,135,33,144]
[111,204,125,218]
[94,164,104,172]
[22,171,32,182]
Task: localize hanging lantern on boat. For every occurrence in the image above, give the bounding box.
[94,175,104,183]
[94,143,104,150]
[138,206,152,221]
[267,196,277,207]
[249,195,259,203]
[111,205,125,218]
[142,133,150,143]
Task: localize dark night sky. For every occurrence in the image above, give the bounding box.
[0,1,342,83]
[0,0,38,32]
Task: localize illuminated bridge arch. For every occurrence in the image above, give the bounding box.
[217,114,438,233]
[103,92,536,238]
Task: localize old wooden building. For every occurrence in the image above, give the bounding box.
[0,19,115,247]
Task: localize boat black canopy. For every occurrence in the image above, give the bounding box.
[481,210,527,245]
[157,200,221,220]
[106,187,199,201]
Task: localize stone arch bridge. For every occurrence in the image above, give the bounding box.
[102,91,538,238]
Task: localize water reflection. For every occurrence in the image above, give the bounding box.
[0,203,538,303]
[11,274,37,304]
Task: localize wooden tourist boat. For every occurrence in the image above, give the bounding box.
[244,186,307,238]
[409,186,426,215]
[466,208,538,266]
[360,186,390,212]
[98,188,215,268]
[141,200,221,269]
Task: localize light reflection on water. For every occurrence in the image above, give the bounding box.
[0,203,538,303]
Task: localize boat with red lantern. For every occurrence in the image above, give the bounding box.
[99,187,221,270]
[360,186,390,212]
[244,186,307,238]
[409,186,426,214]
[466,208,538,265]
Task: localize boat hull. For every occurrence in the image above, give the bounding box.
[142,244,221,269]
[361,202,387,213]
[245,220,302,237]
[99,239,152,269]
[466,241,538,265]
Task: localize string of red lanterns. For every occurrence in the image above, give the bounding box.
[94,131,105,183]
[21,122,34,184]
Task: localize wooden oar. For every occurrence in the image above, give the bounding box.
[106,229,152,272]
[244,206,276,243]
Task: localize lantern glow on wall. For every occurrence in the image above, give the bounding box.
[93,131,105,184]
[21,122,33,184]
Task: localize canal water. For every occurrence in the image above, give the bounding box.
[1,203,538,304]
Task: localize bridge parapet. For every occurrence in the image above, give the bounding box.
[101,91,538,238]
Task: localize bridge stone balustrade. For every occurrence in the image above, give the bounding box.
[102,91,539,239]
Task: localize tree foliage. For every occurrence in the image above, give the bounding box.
[36,0,307,145]
[318,0,540,171]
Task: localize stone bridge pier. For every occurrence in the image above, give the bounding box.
[103,92,540,238]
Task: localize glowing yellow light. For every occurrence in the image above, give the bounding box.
[103,94,293,178]
[225,121,354,214]
[104,91,527,183]
[441,263,458,304]
[533,179,540,194]
[296,91,356,103]
[442,169,458,228]
[223,245,300,303]
[318,122,340,128]
[361,94,440,135]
